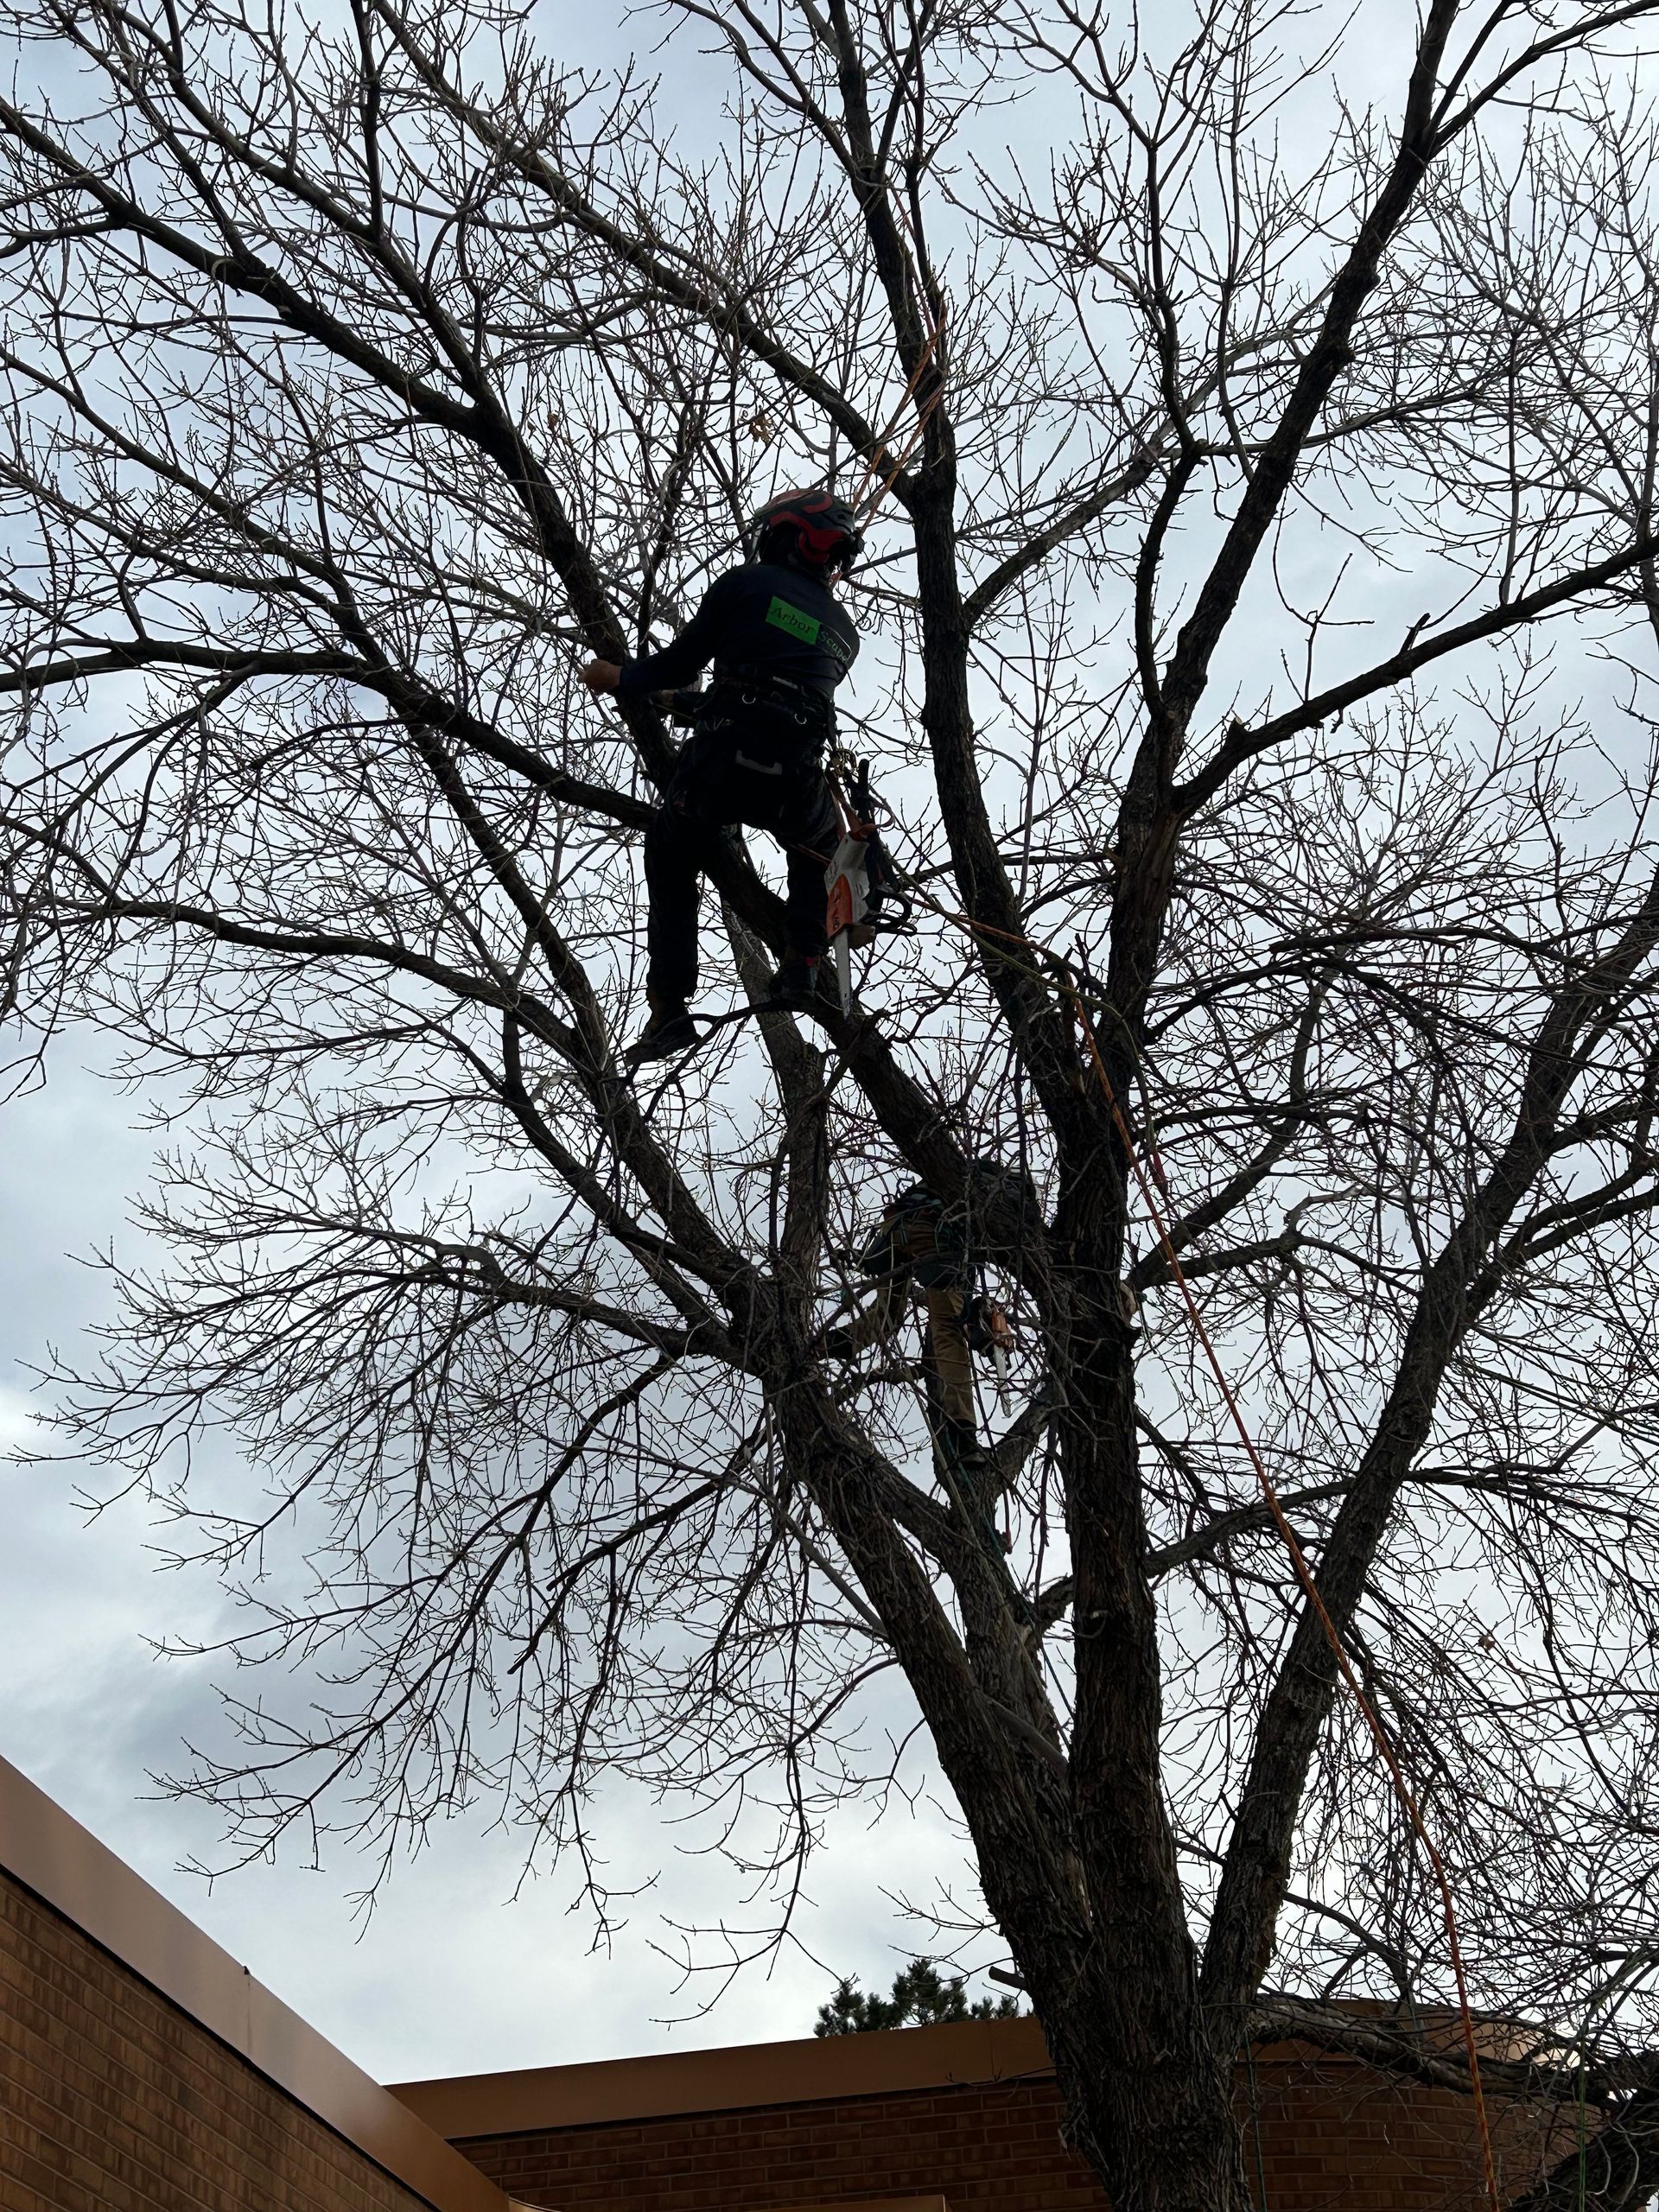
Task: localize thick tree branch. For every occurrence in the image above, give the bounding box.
[1178,534,1659,817]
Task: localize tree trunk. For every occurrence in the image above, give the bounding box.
[1507,2089,1659,2212]
[1045,1213,1253,2212]
[1046,1994,1249,2212]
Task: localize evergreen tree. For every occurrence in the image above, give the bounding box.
[816,1959,1021,2037]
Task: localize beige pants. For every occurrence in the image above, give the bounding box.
[923,1287,975,1427]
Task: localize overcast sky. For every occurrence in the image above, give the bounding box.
[0,0,1005,2088]
[0,0,1625,2094]
[0,1042,988,2083]
[0,1047,977,2082]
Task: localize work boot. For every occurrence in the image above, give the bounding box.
[626,995,696,1067]
[938,1414,989,1490]
[767,953,822,1012]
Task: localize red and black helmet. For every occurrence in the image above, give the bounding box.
[746,486,864,576]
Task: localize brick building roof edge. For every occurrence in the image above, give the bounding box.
[389,2005,1498,2145]
[0,1749,514,2212]
[391,2015,1058,2140]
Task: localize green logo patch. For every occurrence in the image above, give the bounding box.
[766,595,821,645]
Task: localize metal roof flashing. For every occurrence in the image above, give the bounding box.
[0,1751,516,2212]
[385,1998,1459,2153]
[389,2013,1057,2140]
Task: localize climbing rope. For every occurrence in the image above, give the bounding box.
[1067,986,1503,2212]
[849,195,950,526]
[854,367,948,524]
[853,861,1505,2212]
[848,315,947,519]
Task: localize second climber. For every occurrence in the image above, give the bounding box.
[582,487,863,1065]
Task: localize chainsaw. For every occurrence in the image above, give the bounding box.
[823,757,906,1014]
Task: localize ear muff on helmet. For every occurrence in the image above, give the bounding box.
[746,487,864,575]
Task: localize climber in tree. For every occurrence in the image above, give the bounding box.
[582,488,862,1065]
[832,1178,1019,1511]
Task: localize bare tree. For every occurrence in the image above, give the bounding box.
[9,1,1659,2205]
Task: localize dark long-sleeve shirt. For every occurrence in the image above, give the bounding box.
[615,561,859,702]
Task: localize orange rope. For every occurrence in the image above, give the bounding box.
[861,868,1503,2209]
[849,197,949,524]
[1066,988,1503,2212]
[855,378,946,524]
[848,319,944,514]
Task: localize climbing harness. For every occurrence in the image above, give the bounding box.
[848,1176,1020,1571]
[854,1179,1016,1424]
[855,1179,972,1289]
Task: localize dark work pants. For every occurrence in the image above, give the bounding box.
[644,715,838,1005]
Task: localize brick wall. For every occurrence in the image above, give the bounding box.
[0,1866,434,2212]
[1242,2055,1567,2211]
[3,1777,1559,2212]
[454,2052,1567,2212]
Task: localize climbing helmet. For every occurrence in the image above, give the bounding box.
[747,486,864,576]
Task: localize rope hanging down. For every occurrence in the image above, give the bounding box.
[852,862,1504,2212]
[1066,988,1503,2212]
[849,198,950,526]
[847,314,946,520]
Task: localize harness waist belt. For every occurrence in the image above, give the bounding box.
[710,663,836,717]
